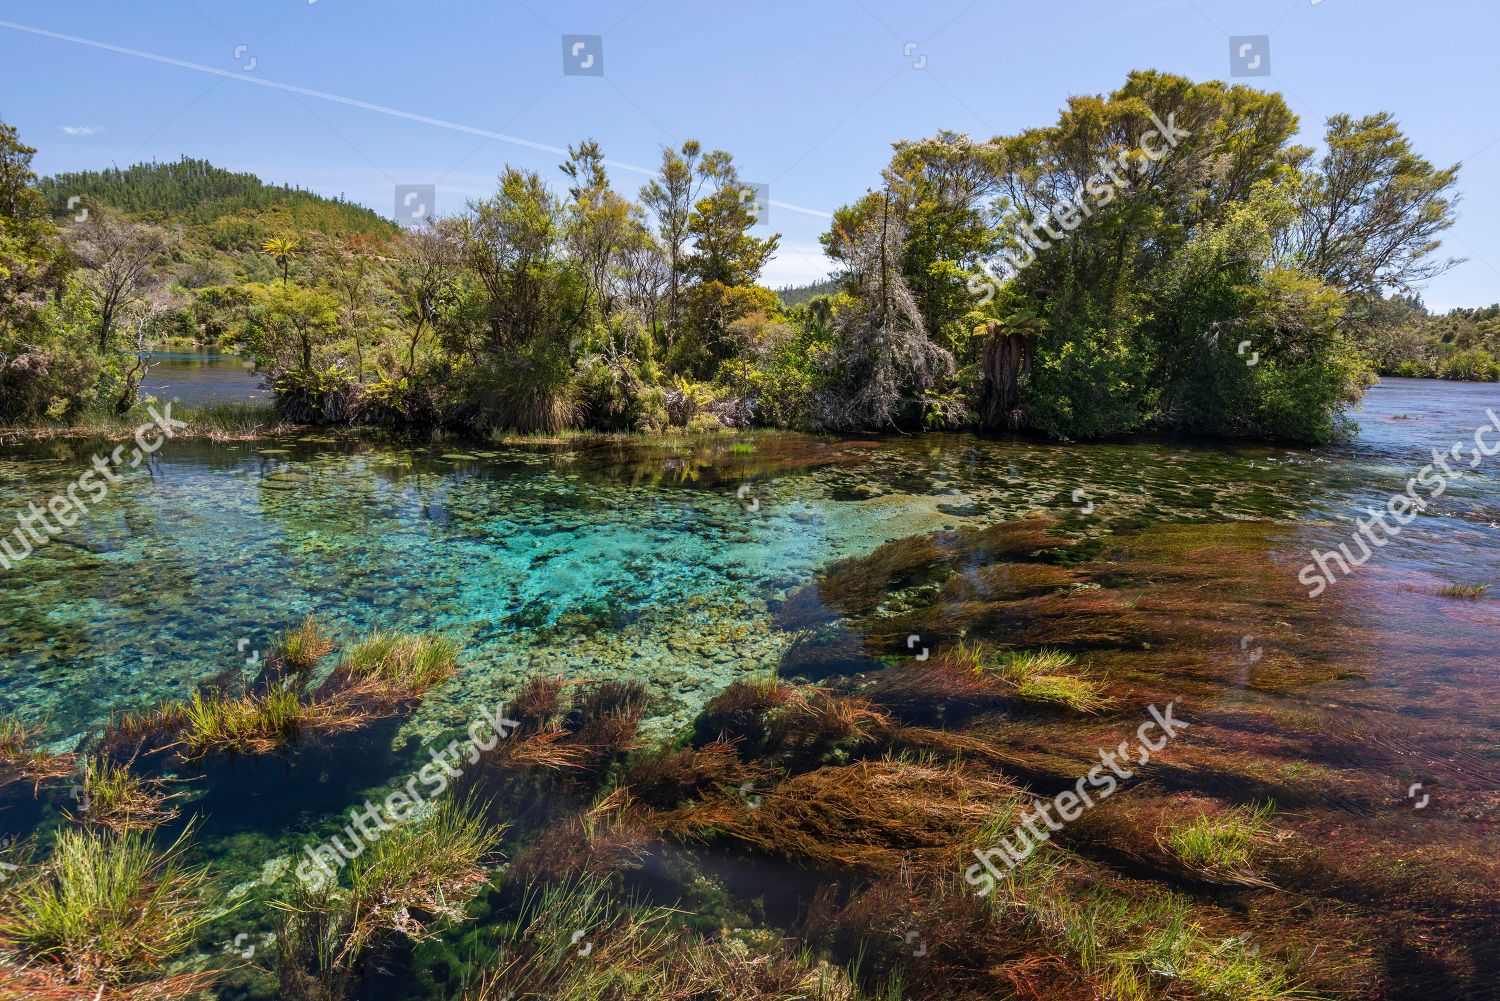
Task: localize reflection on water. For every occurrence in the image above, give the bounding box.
[140,351,268,406]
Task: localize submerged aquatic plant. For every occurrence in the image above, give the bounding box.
[276,615,338,672]
[1162,801,1278,880]
[327,630,459,693]
[1012,673,1110,714]
[993,647,1078,681]
[0,826,218,995]
[1438,582,1491,599]
[75,756,179,833]
[176,683,344,759]
[274,799,501,1001]
[0,715,75,792]
[463,876,862,1001]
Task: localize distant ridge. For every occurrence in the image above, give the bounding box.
[775,277,838,306]
[37,156,393,241]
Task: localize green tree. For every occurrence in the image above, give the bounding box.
[245,282,339,373]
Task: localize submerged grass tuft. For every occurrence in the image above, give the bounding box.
[178,683,314,758]
[1163,801,1278,877]
[1438,582,1491,599]
[994,647,1078,681]
[274,799,500,1001]
[77,756,179,833]
[337,630,459,691]
[1013,673,1109,714]
[275,615,337,672]
[0,714,75,791]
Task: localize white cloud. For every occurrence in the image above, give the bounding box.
[762,242,834,290]
[59,125,103,136]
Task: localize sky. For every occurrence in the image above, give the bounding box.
[1,0,1496,308]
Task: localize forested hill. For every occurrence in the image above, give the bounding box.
[37,157,393,242]
[775,278,838,306]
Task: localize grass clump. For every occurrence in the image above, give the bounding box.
[993,847,1308,1001]
[994,647,1077,681]
[1162,801,1278,880]
[274,799,501,1001]
[1013,673,1110,714]
[332,630,459,692]
[462,877,863,1001]
[275,615,337,672]
[76,756,179,834]
[0,827,218,996]
[1438,582,1491,598]
[177,683,329,759]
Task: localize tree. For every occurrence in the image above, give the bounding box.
[561,140,638,324]
[685,151,779,289]
[262,235,301,287]
[640,141,703,342]
[822,188,953,430]
[0,119,66,340]
[65,208,171,350]
[114,287,186,414]
[1287,112,1460,298]
[246,283,338,373]
[316,234,385,382]
[390,224,460,375]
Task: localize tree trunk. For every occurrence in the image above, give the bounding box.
[979,322,1034,430]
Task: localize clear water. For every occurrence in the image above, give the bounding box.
[139,351,268,406]
[2,378,1499,997]
[2,379,1496,745]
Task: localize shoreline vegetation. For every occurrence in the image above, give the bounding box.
[0,70,1478,447]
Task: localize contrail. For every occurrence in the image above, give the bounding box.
[0,18,833,219]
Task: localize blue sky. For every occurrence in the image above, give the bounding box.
[1,0,1495,308]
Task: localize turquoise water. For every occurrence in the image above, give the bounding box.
[2,379,1497,747]
[2,378,1499,997]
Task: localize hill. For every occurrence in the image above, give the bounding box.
[776,277,839,307]
[37,157,395,248]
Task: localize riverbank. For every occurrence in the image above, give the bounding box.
[0,402,289,444]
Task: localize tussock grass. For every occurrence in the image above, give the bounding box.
[1162,801,1278,879]
[334,630,459,692]
[275,615,337,672]
[176,684,331,759]
[993,847,1309,1000]
[1013,673,1110,714]
[105,627,460,762]
[0,827,217,992]
[1438,582,1491,599]
[462,877,863,1001]
[994,647,1078,681]
[76,756,179,834]
[274,799,501,1001]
